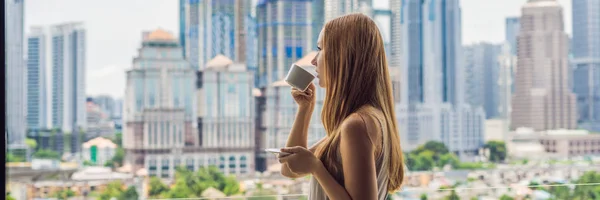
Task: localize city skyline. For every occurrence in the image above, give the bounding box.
[25,0,572,98]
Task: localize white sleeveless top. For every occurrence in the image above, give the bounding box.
[308,114,390,200]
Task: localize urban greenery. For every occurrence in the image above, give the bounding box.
[32,149,61,160]
[104,147,125,168]
[98,181,138,200]
[52,189,76,199]
[26,138,37,149]
[148,166,241,198]
[404,141,493,171]
[499,194,514,200]
[484,140,506,162]
[6,152,25,162]
[6,193,16,200]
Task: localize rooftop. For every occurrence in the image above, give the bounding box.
[144,28,175,41]
[82,137,117,149]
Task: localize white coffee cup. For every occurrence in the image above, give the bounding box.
[285,64,316,92]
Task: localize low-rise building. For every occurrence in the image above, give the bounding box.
[508,128,600,158]
[82,137,118,166]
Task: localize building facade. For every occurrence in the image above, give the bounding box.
[511,0,578,130]
[51,23,87,133]
[6,0,27,149]
[182,0,252,70]
[257,0,314,87]
[27,27,50,131]
[505,17,520,55]
[497,43,517,121]
[464,43,502,119]
[391,0,484,154]
[571,0,600,131]
[196,55,255,175]
[82,137,117,166]
[124,29,199,178]
[86,101,115,140]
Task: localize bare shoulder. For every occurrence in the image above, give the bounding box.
[340,113,378,144]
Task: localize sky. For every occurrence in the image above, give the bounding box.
[25,0,572,98]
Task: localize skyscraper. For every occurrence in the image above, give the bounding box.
[51,22,87,133]
[572,0,600,131]
[511,0,577,131]
[257,0,314,87]
[497,43,517,121]
[6,0,27,149]
[196,55,255,175]
[464,43,502,119]
[182,0,252,70]
[27,27,50,131]
[391,0,484,155]
[505,17,520,55]
[125,29,198,177]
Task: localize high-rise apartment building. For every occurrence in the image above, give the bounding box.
[181,0,252,70]
[257,0,314,87]
[391,0,484,155]
[464,43,502,119]
[27,27,50,130]
[51,22,87,133]
[6,0,27,149]
[511,0,577,131]
[572,0,600,131]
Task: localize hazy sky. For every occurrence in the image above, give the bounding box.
[25,0,572,98]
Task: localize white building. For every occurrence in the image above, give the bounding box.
[485,119,509,142]
[196,55,256,175]
[51,22,87,133]
[82,137,117,166]
[6,0,27,149]
[124,29,198,179]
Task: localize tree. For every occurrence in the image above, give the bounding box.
[548,185,570,200]
[113,132,123,146]
[120,186,139,200]
[99,181,126,200]
[222,176,241,196]
[485,141,507,162]
[445,190,460,200]
[26,138,37,149]
[33,149,60,160]
[6,152,25,162]
[499,194,514,200]
[108,148,125,168]
[148,177,169,197]
[52,189,76,199]
[439,153,460,168]
[420,193,428,200]
[572,171,600,200]
[415,150,435,171]
[6,193,16,200]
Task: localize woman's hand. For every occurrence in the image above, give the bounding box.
[278,146,321,175]
[291,83,316,109]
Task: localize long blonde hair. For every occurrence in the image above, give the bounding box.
[314,13,405,192]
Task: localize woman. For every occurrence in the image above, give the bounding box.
[278,13,405,200]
